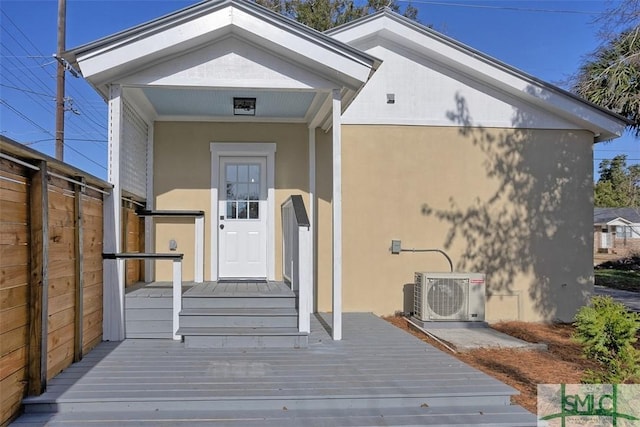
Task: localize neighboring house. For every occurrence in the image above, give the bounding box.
[63,0,627,342]
[594,207,640,255]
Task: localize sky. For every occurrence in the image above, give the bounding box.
[1,0,638,181]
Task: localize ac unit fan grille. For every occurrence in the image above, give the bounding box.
[426,278,468,319]
[414,273,424,318]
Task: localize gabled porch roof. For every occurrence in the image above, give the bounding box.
[63,0,381,129]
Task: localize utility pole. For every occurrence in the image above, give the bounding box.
[55,0,66,160]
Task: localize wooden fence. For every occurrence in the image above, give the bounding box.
[0,137,111,426]
[123,200,144,287]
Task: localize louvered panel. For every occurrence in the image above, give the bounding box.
[121,101,148,199]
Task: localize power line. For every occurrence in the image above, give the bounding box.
[24,137,108,145]
[402,0,601,15]
[595,159,640,161]
[1,10,58,77]
[1,10,50,57]
[2,8,108,158]
[66,83,108,130]
[0,99,54,137]
[65,118,108,144]
[67,138,108,143]
[1,67,56,116]
[64,142,107,171]
[2,9,108,134]
[67,103,108,132]
[0,41,55,97]
[0,83,54,98]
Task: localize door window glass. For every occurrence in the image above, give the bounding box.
[225,162,260,220]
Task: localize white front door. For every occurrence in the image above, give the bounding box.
[218,157,268,278]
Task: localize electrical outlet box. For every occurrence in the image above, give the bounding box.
[391,240,402,254]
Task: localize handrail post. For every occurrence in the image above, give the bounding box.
[194,216,204,283]
[281,195,311,334]
[298,225,311,333]
[172,259,182,340]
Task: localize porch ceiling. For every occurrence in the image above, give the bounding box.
[141,87,317,119]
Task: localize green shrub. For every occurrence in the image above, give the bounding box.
[573,296,640,383]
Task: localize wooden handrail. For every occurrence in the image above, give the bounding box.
[286,195,310,227]
[103,252,183,260]
[136,210,204,217]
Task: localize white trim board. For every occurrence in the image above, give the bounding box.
[210,142,276,281]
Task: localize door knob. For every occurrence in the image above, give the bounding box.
[220,224,225,230]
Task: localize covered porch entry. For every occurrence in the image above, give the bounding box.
[63,0,380,344]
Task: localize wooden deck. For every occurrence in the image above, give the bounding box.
[13,313,536,426]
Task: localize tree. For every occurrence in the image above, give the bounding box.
[573,1,640,135]
[595,154,640,207]
[254,0,418,32]
[573,27,640,135]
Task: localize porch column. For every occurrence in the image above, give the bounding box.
[103,84,125,341]
[332,89,342,341]
[308,126,316,316]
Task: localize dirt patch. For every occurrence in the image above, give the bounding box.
[383,316,601,413]
[596,255,640,271]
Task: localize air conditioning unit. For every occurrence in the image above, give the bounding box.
[414,272,485,321]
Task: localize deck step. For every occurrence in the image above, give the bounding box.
[14,406,536,426]
[178,326,308,348]
[179,308,298,328]
[22,393,516,413]
[182,296,297,309]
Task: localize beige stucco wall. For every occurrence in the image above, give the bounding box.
[315,129,334,313]
[153,121,595,323]
[331,125,595,323]
[153,121,309,281]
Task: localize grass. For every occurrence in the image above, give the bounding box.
[594,269,640,292]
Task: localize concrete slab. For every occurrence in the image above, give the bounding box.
[408,318,547,352]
